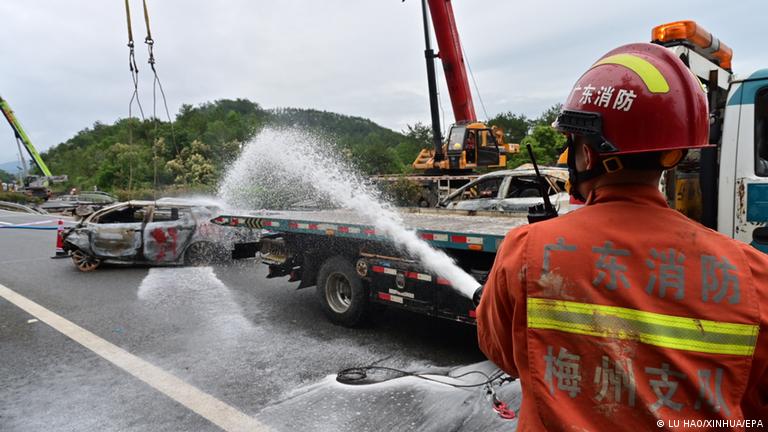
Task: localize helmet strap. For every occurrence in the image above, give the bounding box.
[566,137,683,201]
[566,136,613,202]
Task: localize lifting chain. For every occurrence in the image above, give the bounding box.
[124,0,145,121]
[124,0,178,197]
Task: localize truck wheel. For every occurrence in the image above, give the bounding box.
[316,256,369,327]
[71,249,101,272]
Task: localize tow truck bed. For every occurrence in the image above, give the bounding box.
[211,207,528,325]
[212,207,527,253]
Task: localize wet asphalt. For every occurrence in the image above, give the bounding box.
[0,211,499,431]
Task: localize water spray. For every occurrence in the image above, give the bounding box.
[219,127,480,299]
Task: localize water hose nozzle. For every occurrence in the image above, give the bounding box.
[472,284,484,307]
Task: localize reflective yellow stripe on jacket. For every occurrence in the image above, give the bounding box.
[527,297,759,356]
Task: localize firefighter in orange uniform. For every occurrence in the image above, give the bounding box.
[477,43,768,431]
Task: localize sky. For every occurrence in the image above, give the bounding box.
[1,0,766,165]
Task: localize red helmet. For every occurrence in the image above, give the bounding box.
[554,43,709,155]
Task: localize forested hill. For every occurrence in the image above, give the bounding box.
[40,98,565,197]
[41,99,426,195]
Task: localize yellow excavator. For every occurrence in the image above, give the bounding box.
[411,0,518,173]
[1,95,67,198]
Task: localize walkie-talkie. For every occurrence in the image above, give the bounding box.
[474,145,559,307]
[526,144,559,224]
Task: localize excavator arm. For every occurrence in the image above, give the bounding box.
[0,96,53,177]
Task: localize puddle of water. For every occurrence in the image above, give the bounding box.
[256,361,521,432]
[137,267,254,338]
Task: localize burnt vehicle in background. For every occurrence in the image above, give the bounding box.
[41,191,118,216]
[62,199,258,271]
[437,167,572,214]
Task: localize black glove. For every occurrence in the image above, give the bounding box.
[472,285,484,307]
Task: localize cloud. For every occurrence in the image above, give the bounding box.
[1,0,765,162]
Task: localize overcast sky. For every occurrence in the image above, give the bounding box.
[1,0,765,164]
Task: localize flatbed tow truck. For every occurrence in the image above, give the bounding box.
[215,208,525,326]
[215,20,768,327]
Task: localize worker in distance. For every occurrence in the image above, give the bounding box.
[476,42,768,430]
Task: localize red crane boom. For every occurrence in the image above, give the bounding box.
[412,0,517,172]
[427,0,476,123]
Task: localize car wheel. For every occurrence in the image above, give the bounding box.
[71,249,101,272]
[316,256,369,327]
[184,242,228,266]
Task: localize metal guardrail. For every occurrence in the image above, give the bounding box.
[0,201,47,215]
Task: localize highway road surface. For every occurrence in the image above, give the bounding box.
[0,210,520,431]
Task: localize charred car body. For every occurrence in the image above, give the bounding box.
[437,167,572,213]
[62,199,257,271]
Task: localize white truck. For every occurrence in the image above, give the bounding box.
[653,20,768,253]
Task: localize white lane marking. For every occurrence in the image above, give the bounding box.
[0,213,52,218]
[0,219,55,227]
[26,219,55,226]
[0,213,74,221]
[0,257,58,265]
[0,283,269,432]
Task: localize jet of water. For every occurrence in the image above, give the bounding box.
[219,127,480,299]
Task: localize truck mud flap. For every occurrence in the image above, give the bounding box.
[360,257,477,324]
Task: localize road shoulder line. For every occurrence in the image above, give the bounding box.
[0,282,268,432]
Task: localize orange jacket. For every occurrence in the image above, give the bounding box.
[477,184,768,431]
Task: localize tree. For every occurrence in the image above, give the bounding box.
[350,132,403,174]
[37,97,575,194]
[166,140,216,186]
[486,112,532,143]
[393,122,433,170]
[507,124,566,168]
[536,103,563,127]
[403,122,433,148]
[500,103,566,168]
[109,142,150,191]
[381,178,423,206]
[0,169,15,184]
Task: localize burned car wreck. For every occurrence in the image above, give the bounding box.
[62,200,256,271]
[437,167,572,214]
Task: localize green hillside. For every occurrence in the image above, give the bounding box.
[38,98,563,199]
[41,99,426,198]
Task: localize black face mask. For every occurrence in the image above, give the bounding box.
[565,137,585,202]
[565,135,610,202]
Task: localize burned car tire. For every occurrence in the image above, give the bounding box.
[71,249,101,272]
[184,241,228,266]
[316,256,369,327]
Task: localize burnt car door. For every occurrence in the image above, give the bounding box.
[89,203,148,259]
[143,205,195,263]
[497,175,564,213]
[442,176,507,211]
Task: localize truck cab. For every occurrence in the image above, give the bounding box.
[653,21,768,253]
[720,69,768,252]
[444,123,507,170]
[412,122,518,172]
